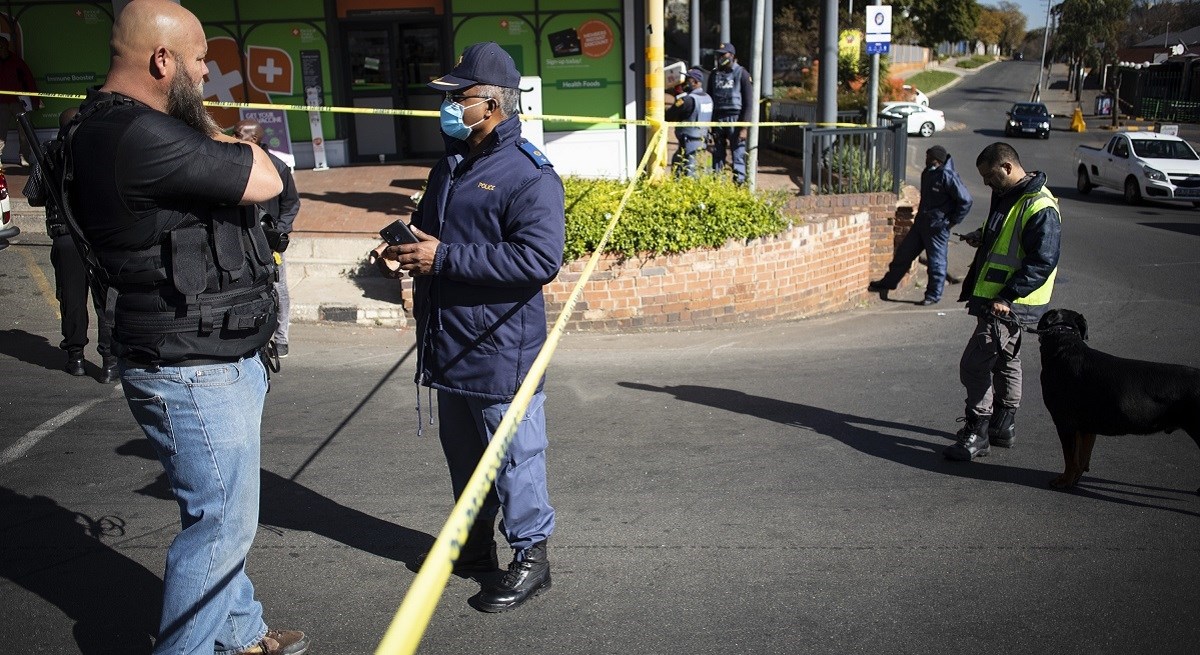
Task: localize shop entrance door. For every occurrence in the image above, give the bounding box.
[343,21,445,162]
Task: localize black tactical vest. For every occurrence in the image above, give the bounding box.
[61,92,278,364]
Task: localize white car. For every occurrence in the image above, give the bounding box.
[1075,131,1200,205]
[0,165,15,251]
[880,101,945,137]
[903,84,929,106]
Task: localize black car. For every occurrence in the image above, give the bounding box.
[1004,102,1050,139]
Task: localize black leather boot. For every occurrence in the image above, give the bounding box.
[65,349,85,377]
[101,356,120,384]
[476,540,551,612]
[989,408,1017,447]
[453,516,498,575]
[944,411,990,461]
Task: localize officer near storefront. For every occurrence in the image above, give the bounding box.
[706,42,754,184]
[665,67,713,178]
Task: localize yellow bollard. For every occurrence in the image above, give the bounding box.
[1070,106,1086,132]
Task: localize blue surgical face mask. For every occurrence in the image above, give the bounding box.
[439,97,489,140]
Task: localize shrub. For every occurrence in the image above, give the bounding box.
[821,146,894,194]
[563,174,791,261]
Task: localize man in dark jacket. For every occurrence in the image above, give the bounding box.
[945,142,1061,462]
[869,145,973,305]
[707,42,754,184]
[380,41,564,613]
[234,118,300,357]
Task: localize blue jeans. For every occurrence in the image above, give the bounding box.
[120,355,269,655]
[437,390,555,552]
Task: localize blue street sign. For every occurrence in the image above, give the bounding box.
[866,42,891,55]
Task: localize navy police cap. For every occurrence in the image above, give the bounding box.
[428,42,521,92]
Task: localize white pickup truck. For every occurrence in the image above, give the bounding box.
[1074,132,1200,206]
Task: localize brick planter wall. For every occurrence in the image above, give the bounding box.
[397,192,906,331]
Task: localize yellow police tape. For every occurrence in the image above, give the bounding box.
[2,89,867,129]
[372,127,666,655]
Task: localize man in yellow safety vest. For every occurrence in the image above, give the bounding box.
[945,142,1061,462]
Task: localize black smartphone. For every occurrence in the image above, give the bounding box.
[380,219,419,245]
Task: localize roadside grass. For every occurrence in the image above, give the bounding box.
[956,55,996,69]
[904,70,959,94]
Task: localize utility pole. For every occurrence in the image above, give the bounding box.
[1035,0,1052,101]
[748,0,766,190]
[819,0,838,128]
[720,0,730,45]
[647,0,666,178]
[690,0,700,66]
[762,0,773,97]
[866,0,881,128]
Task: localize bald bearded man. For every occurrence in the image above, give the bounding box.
[62,2,308,654]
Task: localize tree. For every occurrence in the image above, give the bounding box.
[994,2,1027,55]
[902,0,981,47]
[1054,0,1132,70]
[975,6,1005,47]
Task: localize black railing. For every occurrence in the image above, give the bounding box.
[761,99,907,195]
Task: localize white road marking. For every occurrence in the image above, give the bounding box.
[0,397,108,466]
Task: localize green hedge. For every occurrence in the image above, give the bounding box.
[563,175,791,261]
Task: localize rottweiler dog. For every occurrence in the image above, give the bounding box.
[1037,308,1200,493]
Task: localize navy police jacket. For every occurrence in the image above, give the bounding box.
[917,155,973,228]
[411,115,565,401]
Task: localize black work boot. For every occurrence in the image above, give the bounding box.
[101,356,120,384]
[944,411,991,461]
[989,408,1017,448]
[476,540,551,612]
[453,516,499,576]
[65,349,85,377]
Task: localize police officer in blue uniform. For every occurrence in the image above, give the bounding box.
[706,42,754,184]
[381,41,565,613]
[665,67,713,178]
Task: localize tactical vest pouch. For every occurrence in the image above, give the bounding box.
[212,207,244,280]
[170,226,209,300]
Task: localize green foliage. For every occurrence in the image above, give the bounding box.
[821,146,894,194]
[903,70,959,94]
[562,175,791,261]
[911,0,980,46]
[956,55,995,70]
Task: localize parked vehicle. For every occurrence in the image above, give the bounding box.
[0,165,15,251]
[1004,102,1050,139]
[902,84,929,106]
[1074,131,1200,206]
[880,101,944,137]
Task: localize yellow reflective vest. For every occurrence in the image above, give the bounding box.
[970,186,1060,310]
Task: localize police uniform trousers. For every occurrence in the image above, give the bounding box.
[50,233,115,357]
[671,134,705,178]
[436,389,555,552]
[711,115,747,184]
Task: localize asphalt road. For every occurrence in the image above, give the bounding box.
[2,61,1199,655]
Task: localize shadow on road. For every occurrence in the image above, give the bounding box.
[0,486,161,654]
[117,438,436,569]
[0,328,68,373]
[1140,221,1200,237]
[619,382,1200,517]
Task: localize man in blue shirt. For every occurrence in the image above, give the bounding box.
[380,41,564,613]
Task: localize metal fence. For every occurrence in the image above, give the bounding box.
[762,99,908,195]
